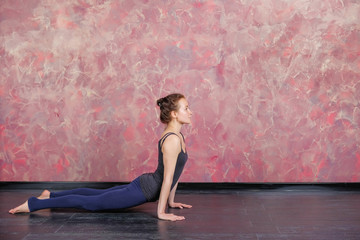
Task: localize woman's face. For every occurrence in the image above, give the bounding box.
[175,98,192,124]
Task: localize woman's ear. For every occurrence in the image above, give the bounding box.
[170,110,177,120]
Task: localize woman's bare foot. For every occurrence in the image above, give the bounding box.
[37,190,50,199]
[9,201,30,214]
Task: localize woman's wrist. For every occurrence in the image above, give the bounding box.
[157,211,167,218]
[168,201,175,207]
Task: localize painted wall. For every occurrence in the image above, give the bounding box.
[1,0,360,182]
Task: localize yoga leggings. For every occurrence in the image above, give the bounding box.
[28,177,147,212]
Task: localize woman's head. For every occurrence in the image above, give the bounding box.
[157,93,191,124]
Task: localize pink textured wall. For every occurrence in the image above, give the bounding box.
[1,0,360,182]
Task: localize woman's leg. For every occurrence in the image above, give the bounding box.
[27,178,146,212]
[50,184,128,198]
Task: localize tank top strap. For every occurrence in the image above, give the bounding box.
[179,132,185,142]
[160,132,182,148]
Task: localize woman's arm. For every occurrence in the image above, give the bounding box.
[168,181,192,209]
[167,181,178,207]
[157,135,185,221]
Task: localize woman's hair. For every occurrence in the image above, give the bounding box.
[157,93,185,124]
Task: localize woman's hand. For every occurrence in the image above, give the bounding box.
[158,212,185,221]
[168,202,192,209]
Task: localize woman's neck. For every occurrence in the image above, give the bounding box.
[165,121,182,134]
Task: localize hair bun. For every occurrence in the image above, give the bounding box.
[156,98,163,107]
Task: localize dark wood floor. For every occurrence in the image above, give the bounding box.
[1,185,360,240]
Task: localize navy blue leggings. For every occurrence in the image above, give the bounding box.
[28,177,147,212]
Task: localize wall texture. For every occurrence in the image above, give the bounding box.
[1,0,360,182]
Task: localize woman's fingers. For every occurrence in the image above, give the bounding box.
[171,214,185,221]
[181,203,192,208]
[158,213,185,221]
[177,203,192,209]
[170,202,192,209]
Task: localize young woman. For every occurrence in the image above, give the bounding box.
[9,93,192,221]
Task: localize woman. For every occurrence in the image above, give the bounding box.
[9,93,192,221]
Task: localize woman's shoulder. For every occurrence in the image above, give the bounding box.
[162,133,181,144]
[160,132,182,151]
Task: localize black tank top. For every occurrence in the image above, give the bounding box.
[139,132,188,202]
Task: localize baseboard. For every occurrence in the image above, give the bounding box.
[1,181,360,191]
